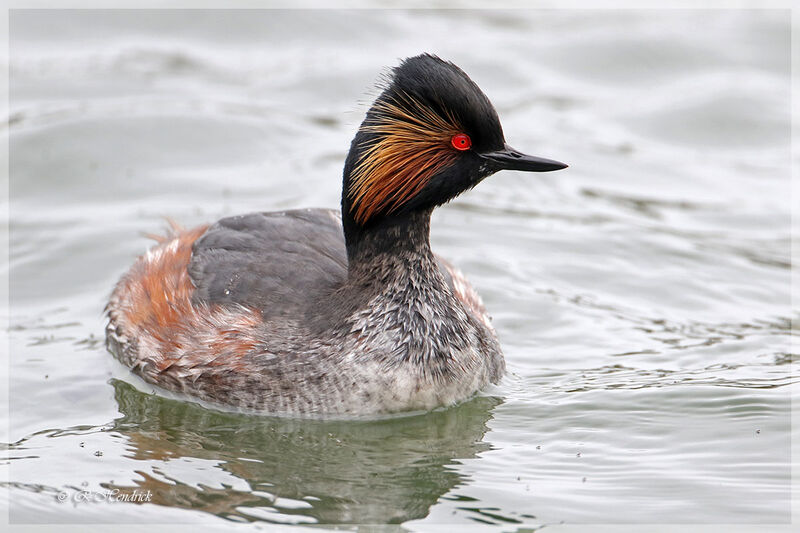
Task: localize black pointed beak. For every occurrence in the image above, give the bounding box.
[478,144,568,172]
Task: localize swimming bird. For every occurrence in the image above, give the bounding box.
[106,54,567,416]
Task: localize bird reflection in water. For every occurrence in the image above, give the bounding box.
[103,379,502,525]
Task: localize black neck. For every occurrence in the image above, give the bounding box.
[343,209,434,277]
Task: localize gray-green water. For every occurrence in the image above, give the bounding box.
[4,8,795,530]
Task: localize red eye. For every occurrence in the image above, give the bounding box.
[451,133,471,151]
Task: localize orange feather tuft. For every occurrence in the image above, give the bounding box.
[348,91,463,225]
[111,224,264,373]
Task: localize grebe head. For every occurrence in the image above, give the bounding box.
[342,54,567,246]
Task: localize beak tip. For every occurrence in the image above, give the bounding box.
[535,160,568,172]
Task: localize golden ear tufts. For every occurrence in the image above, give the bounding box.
[348,92,463,225]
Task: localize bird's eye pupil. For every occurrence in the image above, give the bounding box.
[451,133,472,151]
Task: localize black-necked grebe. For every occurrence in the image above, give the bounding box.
[106,54,567,416]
